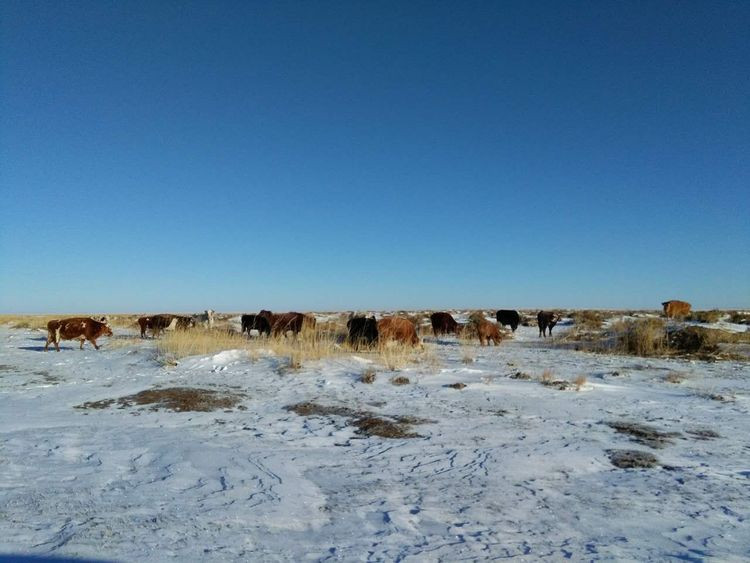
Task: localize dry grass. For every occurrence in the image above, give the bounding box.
[687,310,724,324]
[728,311,750,325]
[611,318,668,357]
[376,342,421,371]
[572,375,587,390]
[75,387,246,412]
[540,369,554,385]
[664,372,688,384]
[361,369,376,384]
[570,310,605,330]
[156,326,343,366]
[390,376,410,385]
[0,315,60,330]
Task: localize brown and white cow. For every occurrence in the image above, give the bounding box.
[377,316,420,347]
[662,300,691,319]
[45,317,113,351]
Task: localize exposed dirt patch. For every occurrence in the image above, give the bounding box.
[541,379,571,391]
[285,401,430,439]
[606,421,680,449]
[686,428,720,440]
[361,370,376,384]
[608,449,660,469]
[75,387,246,412]
[510,371,531,380]
[390,376,410,385]
[445,382,466,390]
[0,364,14,372]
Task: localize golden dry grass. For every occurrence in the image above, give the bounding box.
[611,318,668,357]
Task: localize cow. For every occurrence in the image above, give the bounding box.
[241,314,272,337]
[259,310,306,337]
[45,317,113,351]
[347,316,379,348]
[377,316,420,347]
[496,310,520,332]
[537,311,560,337]
[193,309,216,329]
[662,300,691,319]
[430,312,460,336]
[146,314,195,337]
[137,316,153,338]
[476,319,503,346]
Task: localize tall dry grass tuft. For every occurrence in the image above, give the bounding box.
[377,341,421,371]
[687,310,723,324]
[570,310,605,330]
[611,318,668,357]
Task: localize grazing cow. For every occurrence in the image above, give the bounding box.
[476,319,502,346]
[496,310,520,332]
[241,314,272,337]
[430,312,460,336]
[45,317,113,351]
[537,311,560,337]
[347,316,379,348]
[377,316,420,347]
[259,310,306,337]
[146,314,195,337]
[662,300,691,319]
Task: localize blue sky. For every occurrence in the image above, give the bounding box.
[1,1,748,313]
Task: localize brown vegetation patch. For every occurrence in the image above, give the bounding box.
[687,310,723,324]
[606,421,680,449]
[285,401,430,439]
[686,428,720,440]
[664,372,688,384]
[510,371,531,380]
[361,369,376,384]
[445,382,467,389]
[570,310,605,330]
[390,376,410,385]
[75,387,245,412]
[728,311,750,325]
[608,449,660,469]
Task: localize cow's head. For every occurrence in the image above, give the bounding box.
[103,325,114,337]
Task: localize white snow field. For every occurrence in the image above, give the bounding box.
[1,321,749,561]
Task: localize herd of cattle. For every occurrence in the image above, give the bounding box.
[40,300,692,352]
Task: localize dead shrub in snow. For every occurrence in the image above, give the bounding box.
[445,382,467,390]
[539,369,554,385]
[510,371,532,380]
[728,311,750,325]
[352,416,421,439]
[361,368,377,384]
[390,376,410,385]
[608,449,660,469]
[611,318,668,357]
[664,372,687,384]
[76,387,245,412]
[573,375,587,391]
[687,310,723,324]
[570,310,605,330]
[606,421,680,449]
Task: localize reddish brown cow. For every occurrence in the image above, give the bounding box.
[662,300,691,319]
[476,319,502,346]
[137,316,152,338]
[377,316,420,347]
[430,312,460,336]
[259,310,306,337]
[45,317,113,351]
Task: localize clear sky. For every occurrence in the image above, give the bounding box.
[1,1,748,313]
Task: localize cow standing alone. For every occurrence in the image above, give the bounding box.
[537,311,560,337]
[662,300,691,319]
[377,317,420,347]
[430,312,460,336]
[45,317,113,351]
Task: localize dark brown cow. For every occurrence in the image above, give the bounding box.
[45,317,113,351]
[377,316,420,347]
[137,316,153,338]
[537,311,560,337]
[347,316,379,348]
[259,310,306,337]
[430,312,460,336]
[662,300,691,319]
[146,314,195,337]
[241,314,272,337]
[477,319,502,346]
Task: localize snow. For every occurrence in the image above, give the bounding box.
[1,323,749,560]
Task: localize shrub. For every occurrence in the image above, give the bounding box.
[687,310,723,324]
[570,310,604,330]
[611,318,668,357]
[728,311,750,325]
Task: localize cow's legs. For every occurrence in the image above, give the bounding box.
[90,338,99,350]
[79,337,85,350]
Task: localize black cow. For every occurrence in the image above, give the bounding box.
[537,311,560,338]
[496,310,520,332]
[241,314,271,337]
[346,316,378,348]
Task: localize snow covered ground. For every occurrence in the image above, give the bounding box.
[1,322,749,561]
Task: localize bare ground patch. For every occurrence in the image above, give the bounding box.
[75,387,246,412]
[608,449,660,469]
[606,421,681,449]
[285,401,432,439]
